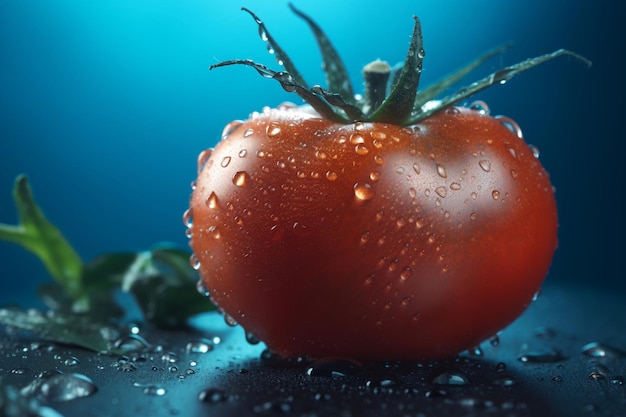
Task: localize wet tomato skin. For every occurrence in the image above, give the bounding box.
[189,104,558,360]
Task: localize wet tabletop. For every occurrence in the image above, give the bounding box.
[1,282,625,417]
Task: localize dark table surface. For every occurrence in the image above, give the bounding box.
[1,282,625,417]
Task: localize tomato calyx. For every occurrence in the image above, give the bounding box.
[210,4,591,126]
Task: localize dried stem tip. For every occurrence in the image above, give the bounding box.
[362,60,391,115]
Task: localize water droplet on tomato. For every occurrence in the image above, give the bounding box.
[492,190,501,200]
[436,163,447,178]
[435,186,447,198]
[373,155,384,165]
[189,253,200,270]
[350,133,365,144]
[238,149,248,158]
[496,116,523,139]
[445,107,460,114]
[196,281,210,297]
[221,156,232,167]
[355,144,369,155]
[182,208,193,228]
[369,171,381,182]
[400,267,412,281]
[469,100,490,115]
[205,192,219,209]
[510,169,518,179]
[478,160,491,172]
[232,171,249,187]
[325,171,338,181]
[450,182,461,191]
[243,128,254,138]
[354,182,375,201]
[207,225,221,239]
[529,144,540,158]
[223,314,238,327]
[266,122,281,137]
[221,120,243,139]
[197,149,212,173]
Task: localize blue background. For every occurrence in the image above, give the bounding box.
[1,1,623,305]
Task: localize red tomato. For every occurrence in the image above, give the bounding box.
[187,6,586,360]
[188,104,557,360]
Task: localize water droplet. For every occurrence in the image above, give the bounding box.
[581,342,624,359]
[221,120,243,139]
[469,100,490,115]
[432,370,470,386]
[518,349,564,363]
[496,116,523,139]
[63,357,79,367]
[266,122,281,137]
[400,267,412,281]
[445,107,460,114]
[469,212,478,221]
[478,160,491,172]
[529,145,540,158]
[610,376,625,385]
[435,186,447,198]
[373,155,384,165]
[510,169,518,179]
[489,334,500,347]
[232,171,249,187]
[196,281,210,297]
[186,338,214,353]
[450,182,461,191]
[161,352,179,363]
[198,388,228,403]
[24,373,98,402]
[238,149,248,158]
[551,375,563,382]
[350,133,365,144]
[220,156,231,167]
[182,208,193,228]
[224,314,238,327]
[354,182,375,201]
[245,332,261,345]
[197,149,213,173]
[355,144,369,155]
[588,365,610,380]
[306,357,363,378]
[436,163,447,178]
[492,190,501,200]
[114,334,152,352]
[142,384,167,396]
[206,191,219,209]
[325,171,338,181]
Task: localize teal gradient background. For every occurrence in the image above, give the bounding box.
[1,1,623,304]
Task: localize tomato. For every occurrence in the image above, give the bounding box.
[187,6,587,360]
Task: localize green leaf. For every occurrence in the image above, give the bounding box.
[370,16,424,125]
[0,175,83,298]
[0,308,122,354]
[120,244,214,328]
[289,3,355,104]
